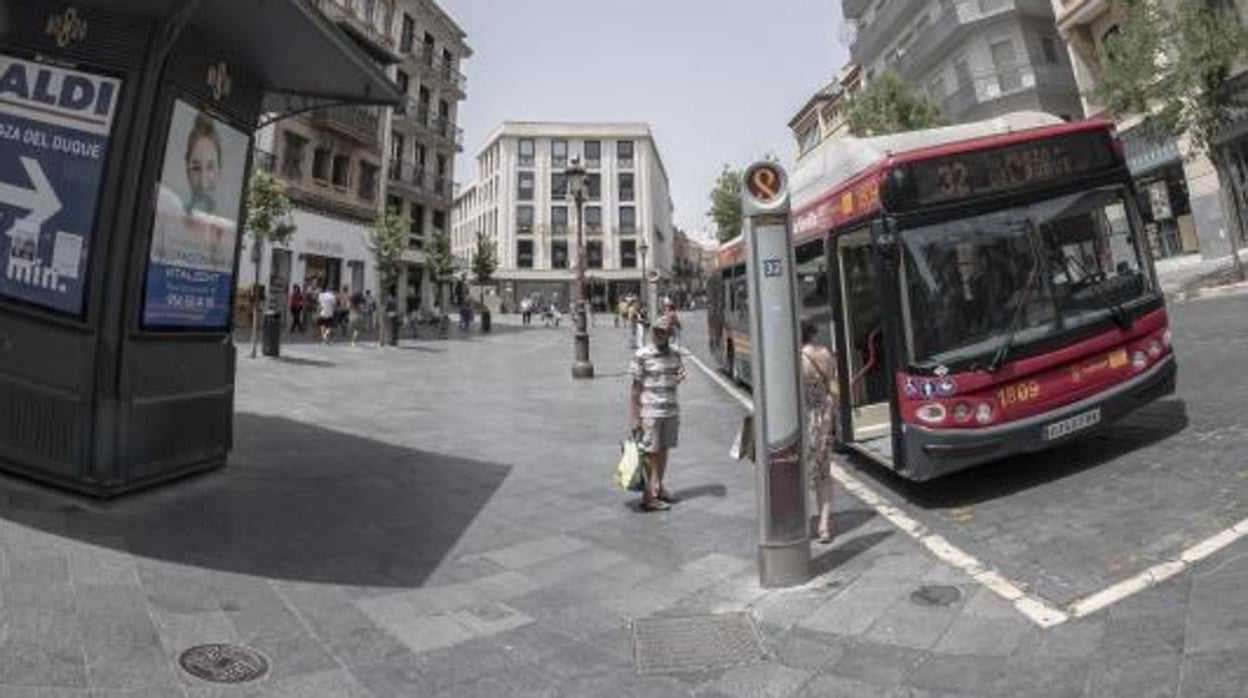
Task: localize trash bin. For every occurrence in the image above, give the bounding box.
[386,312,400,347]
[262,310,282,357]
[481,308,491,333]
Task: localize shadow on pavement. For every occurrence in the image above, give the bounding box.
[812,530,893,576]
[271,355,337,368]
[0,413,511,588]
[845,398,1190,510]
[673,484,728,501]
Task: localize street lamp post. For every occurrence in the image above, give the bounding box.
[567,158,594,379]
[638,240,650,316]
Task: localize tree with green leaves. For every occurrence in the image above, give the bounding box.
[369,207,408,345]
[245,170,296,358]
[1095,0,1248,280]
[708,166,743,243]
[844,70,948,137]
[471,229,497,306]
[427,227,456,316]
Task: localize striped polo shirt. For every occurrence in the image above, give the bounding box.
[631,345,682,418]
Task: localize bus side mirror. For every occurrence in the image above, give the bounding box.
[871,220,900,265]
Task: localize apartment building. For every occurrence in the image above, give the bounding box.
[790,64,861,159]
[1053,0,1248,260]
[385,0,471,315]
[843,0,1083,123]
[453,123,675,312]
[246,0,469,321]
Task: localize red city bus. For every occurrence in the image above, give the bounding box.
[708,113,1177,480]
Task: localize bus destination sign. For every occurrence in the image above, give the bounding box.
[895,130,1118,209]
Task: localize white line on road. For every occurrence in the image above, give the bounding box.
[686,347,1248,627]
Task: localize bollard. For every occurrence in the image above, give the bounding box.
[262,310,282,358]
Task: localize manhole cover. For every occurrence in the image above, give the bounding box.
[631,612,769,674]
[910,584,962,607]
[178,644,269,684]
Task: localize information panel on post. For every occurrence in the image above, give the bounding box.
[742,160,810,589]
[0,53,121,316]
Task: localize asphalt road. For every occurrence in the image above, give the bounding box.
[680,292,1248,606]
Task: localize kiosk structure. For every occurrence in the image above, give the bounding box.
[0,0,402,496]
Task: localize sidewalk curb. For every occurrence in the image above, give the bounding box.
[1168,281,1248,304]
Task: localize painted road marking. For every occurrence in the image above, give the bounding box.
[686,348,1247,627]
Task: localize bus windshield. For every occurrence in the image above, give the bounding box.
[900,186,1152,371]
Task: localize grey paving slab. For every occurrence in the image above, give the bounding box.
[1084,652,1180,698]
[824,640,929,690]
[705,663,813,698]
[903,654,1006,696]
[0,639,89,689]
[1178,651,1248,698]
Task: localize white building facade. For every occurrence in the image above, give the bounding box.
[452,123,675,312]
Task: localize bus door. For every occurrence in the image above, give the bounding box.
[836,230,892,460]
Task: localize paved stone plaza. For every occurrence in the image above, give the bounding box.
[0,295,1245,696]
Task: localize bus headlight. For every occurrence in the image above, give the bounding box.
[1131,350,1148,370]
[1147,339,1163,359]
[916,403,947,425]
[974,403,994,425]
[953,403,972,423]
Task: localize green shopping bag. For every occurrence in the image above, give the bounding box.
[614,438,646,492]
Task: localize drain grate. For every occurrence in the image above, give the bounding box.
[631,612,769,674]
[910,584,962,607]
[179,644,269,684]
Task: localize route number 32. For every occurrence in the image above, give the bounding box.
[937,162,970,198]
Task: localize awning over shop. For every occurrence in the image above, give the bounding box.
[1120,121,1181,178]
[70,0,403,113]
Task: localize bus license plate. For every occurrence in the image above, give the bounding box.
[1044,408,1102,441]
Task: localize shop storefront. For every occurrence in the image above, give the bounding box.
[1121,121,1201,259]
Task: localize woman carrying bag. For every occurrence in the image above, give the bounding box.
[800,320,838,544]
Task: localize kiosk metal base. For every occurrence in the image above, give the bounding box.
[758,538,811,588]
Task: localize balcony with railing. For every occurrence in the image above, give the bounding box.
[429,114,464,149]
[385,159,455,200]
[254,149,277,174]
[875,0,1055,76]
[309,105,381,145]
[309,0,400,63]
[405,44,467,95]
[938,62,1070,118]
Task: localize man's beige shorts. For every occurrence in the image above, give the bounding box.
[639,416,679,453]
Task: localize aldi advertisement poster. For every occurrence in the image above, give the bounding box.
[0,54,120,315]
[142,100,248,329]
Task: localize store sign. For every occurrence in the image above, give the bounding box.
[142,100,249,329]
[0,54,119,315]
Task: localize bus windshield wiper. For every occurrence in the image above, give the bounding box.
[986,265,1040,373]
[1057,251,1131,330]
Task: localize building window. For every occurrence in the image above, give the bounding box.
[432,209,446,234]
[617,140,634,168]
[517,239,534,268]
[358,161,378,201]
[518,138,535,167]
[618,173,634,202]
[516,205,534,234]
[620,239,637,268]
[387,195,402,216]
[551,240,569,269]
[331,155,350,188]
[281,131,306,180]
[410,203,425,249]
[991,39,1022,92]
[518,171,534,201]
[396,70,410,99]
[584,140,601,168]
[619,206,636,233]
[584,205,602,235]
[400,13,414,53]
[586,240,603,269]
[551,206,568,235]
[1041,36,1059,64]
[551,172,568,200]
[587,173,601,201]
[552,139,568,168]
[423,32,436,66]
[312,147,331,181]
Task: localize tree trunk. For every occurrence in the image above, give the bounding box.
[249,238,262,359]
[1212,150,1246,282]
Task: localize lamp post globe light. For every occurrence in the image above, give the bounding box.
[566,158,594,379]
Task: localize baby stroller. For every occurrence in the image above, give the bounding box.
[541,303,562,328]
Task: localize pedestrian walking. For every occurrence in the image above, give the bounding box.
[335,286,350,338]
[363,290,377,337]
[629,314,686,512]
[316,286,337,344]
[661,297,682,351]
[615,296,628,328]
[349,287,366,346]
[289,284,305,333]
[304,284,318,337]
[800,320,838,544]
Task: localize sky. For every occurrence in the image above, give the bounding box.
[437,0,848,244]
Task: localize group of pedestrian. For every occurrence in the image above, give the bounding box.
[623,300,839,544]
[519,294,564,327]
[285,280,376,346]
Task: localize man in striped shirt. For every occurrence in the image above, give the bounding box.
[630,314,686,511]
